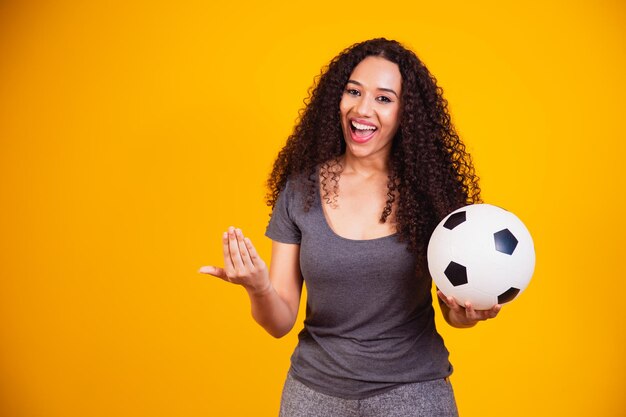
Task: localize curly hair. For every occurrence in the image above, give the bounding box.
[266,38,481,258]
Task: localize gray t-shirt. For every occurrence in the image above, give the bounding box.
[265,177,452,399]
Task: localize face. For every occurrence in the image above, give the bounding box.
[339,56,402,162]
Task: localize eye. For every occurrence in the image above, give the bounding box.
[377,96,392,103]
[345,88,360,96]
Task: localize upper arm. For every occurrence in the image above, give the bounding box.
[269,240,303,322]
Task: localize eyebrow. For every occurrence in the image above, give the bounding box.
[346,80,399,99]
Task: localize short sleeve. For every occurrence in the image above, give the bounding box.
[265,180,302,244]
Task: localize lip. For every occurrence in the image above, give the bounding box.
[348,124,377,144]
[350,118,378,128]
[347,117,378,144]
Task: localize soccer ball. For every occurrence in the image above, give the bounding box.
[427,204,535,310]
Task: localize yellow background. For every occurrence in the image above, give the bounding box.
[1,1,624,416]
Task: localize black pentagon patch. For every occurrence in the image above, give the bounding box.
[497,287,520,304]
[443,211,466,230]
[494,229,518,255]
[444,261,468,286]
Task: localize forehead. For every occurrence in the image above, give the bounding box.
[348,56,402,90]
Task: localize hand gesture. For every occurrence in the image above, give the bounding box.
[437,290,501,328]
[198,227,271,295]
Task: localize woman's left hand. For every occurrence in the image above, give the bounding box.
[437,290,501,328]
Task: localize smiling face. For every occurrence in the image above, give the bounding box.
[339,55,402,163]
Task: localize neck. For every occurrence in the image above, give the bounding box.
[341,152,390,178]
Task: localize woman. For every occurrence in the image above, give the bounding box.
[199,38,501,416]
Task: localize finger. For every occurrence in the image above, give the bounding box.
[464,301,477,319]
[489,304,502,319]
[222,231,235,276]
[438,291,462,311]
[228,226,245,272]
[198,265,228,280]
[449,296,464,311]
[235,228,254,269]
[244,236,262,267]
[472,304,501,320]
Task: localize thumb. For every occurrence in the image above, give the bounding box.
[198,265,227,280]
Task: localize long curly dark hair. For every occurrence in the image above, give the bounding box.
[266,38,481,258]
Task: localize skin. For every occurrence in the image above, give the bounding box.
[198,227,301,338]
[199,56,500,336]
[340,56,402,167]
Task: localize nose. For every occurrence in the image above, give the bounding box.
[355,95,374,117]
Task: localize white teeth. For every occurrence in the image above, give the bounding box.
[351,121,376,130]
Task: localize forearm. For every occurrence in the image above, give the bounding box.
[246,284,297,338]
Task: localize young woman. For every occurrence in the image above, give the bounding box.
[200,38,501,416]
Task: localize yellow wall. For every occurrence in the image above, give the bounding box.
[1,1,624,416]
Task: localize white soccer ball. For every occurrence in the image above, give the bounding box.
[427,204,536,310]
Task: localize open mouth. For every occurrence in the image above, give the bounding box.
[350,120,377,142]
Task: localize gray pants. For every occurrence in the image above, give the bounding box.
[279,372,459,417]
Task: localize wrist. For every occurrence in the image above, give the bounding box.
[245,280,273,297]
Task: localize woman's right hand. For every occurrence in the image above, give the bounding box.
[198,227,272,295]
